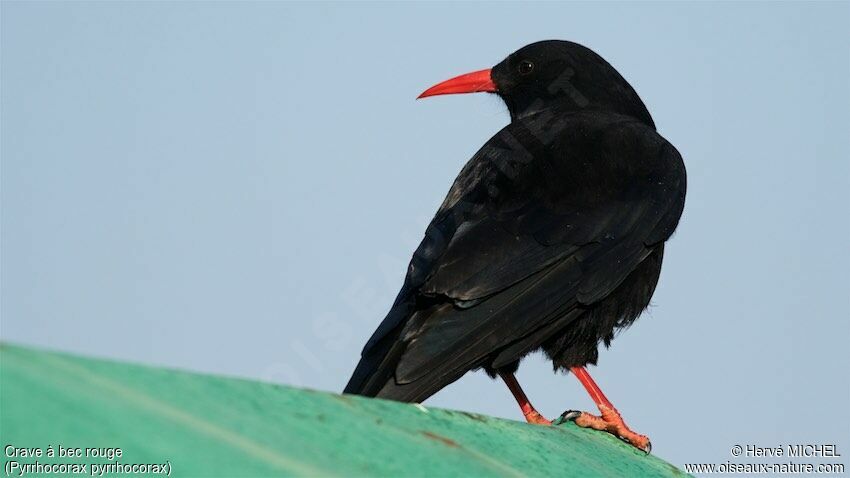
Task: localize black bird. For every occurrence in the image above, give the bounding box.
[344,40,686,452]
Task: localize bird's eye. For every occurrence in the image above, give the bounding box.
[518,60,534,75]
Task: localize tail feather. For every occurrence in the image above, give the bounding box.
[344,333,470,403]
[343,318,415,396]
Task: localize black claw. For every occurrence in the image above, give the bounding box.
[619,436,652,455]
[554,410,583,425]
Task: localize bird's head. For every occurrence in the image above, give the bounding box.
[418,40,654,128]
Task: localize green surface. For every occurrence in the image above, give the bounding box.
[0,344,688,477]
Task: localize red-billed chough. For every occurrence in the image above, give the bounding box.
[343,40,686,452]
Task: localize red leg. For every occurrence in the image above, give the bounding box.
[499,372,551,425]
[563,367,651,453]
[571,366,616,410]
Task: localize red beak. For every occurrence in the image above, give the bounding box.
[417,68,496,99]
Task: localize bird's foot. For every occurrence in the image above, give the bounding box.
[556,406,651,453]
[522,409,552,426]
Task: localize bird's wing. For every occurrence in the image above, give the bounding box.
[346,111,685,400]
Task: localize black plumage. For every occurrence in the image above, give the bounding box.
[344,40,686,404]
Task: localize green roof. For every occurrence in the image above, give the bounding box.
[0,344,688,477]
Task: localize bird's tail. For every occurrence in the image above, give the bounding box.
[343,329,406,397]
[342,292,477,403]
[343,293,452,403]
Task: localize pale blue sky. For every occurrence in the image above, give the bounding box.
[2,1,848,470]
